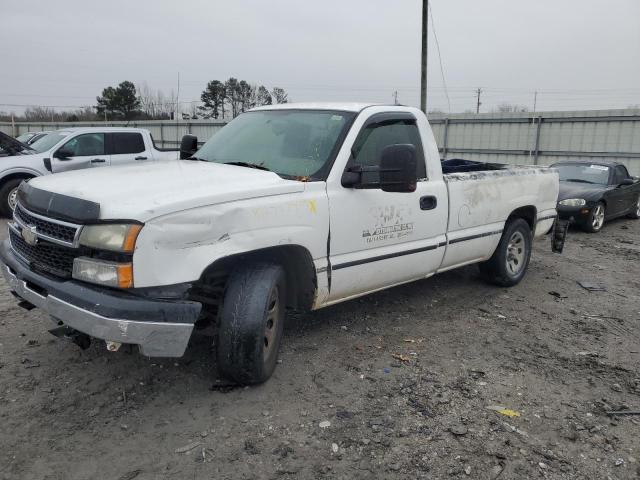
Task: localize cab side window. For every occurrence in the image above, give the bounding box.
[612,165,629,185]
[351,120,426,183]
[61,133,105,156]
[111,132,145,154]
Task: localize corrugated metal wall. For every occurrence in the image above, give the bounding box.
[2,109,639,174]
[429,109,640,175]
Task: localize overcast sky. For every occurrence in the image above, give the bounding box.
[2,0,639,114]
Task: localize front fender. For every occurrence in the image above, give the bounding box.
[132,188,329,288]
[0,166,44,183]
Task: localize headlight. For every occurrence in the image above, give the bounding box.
[558,198,586,207]
[72,257,133,288]
[79,224,142,252]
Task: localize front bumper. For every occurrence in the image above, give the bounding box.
[557,204,592,224]
[0,240,200,357]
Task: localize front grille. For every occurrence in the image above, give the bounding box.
[9,228,77,278]
[14,204,79,245]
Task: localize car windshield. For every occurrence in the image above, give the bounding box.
[193,110,355,179]
[554,163,610,185]
[15,133,34,143]
[30,132,68,153]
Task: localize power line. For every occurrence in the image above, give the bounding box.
[428,2,450,113]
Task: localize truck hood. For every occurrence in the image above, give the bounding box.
[0,132,35,156]
[27,161,306,221]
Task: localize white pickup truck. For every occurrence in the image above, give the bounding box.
[0,127,178,216]
[1,103,563,384]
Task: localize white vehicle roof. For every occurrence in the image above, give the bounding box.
[54,127,149,134]
[251,102,382,113]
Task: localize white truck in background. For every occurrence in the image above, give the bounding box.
[1,103,565,384]
[0,127,179,216]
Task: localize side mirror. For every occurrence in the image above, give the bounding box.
[180,134,198,159]
[619,178,634,186]
[53,148,74,160]
[379,144,418,193]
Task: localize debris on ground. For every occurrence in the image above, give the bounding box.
[486,406,521,417]
[391,353,411,364]
[577,281,607,292]
[548,291,568,299]
[175,441,201,454]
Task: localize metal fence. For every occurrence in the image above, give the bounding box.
[2,108,639,174]
[428,109,640,175]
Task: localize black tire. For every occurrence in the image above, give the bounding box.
[0,178,24,218]
[479,218,532,287]
[581,202,605,233]
[217,262,286,385]
[627,196,640,219]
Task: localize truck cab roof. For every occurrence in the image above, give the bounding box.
[251,102,387,113]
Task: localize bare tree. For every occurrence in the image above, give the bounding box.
[137,83,176,119]
[271,87,289,104]
[256,86,272,106]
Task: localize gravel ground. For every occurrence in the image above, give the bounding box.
[0,217,639,480]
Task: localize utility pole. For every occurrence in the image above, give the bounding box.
[420,0,428,113]
[533,91,538,113]
[475,87,482,114]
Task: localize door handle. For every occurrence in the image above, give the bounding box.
[90,158,106,163]
[135,156,148,161]
[420,195,437,210]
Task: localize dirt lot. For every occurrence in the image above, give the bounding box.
[0,217,639,480]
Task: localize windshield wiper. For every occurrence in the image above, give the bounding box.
[564,178,596,184]
[224,161,271,172]
[186,156,208,162]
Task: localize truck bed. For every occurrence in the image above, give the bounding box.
[441,158,509,174]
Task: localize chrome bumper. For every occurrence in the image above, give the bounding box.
[2,265,194,357]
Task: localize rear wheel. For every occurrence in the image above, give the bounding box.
[0,178,25,218]
[582,202,605,233]
[627,196,640,219]
[217,262,286,385]
[479,218,532,287]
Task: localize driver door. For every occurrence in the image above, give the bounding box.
[326,114,448,302]
[51,133,110,173]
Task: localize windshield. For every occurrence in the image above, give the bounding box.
[30,132,68,153]
[15,133,34,143]
[554,163,610,185]
[193,110,355,179]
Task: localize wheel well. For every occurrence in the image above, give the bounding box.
[506,205,537,230]
[194,245,317,315]
[0,173,35,189]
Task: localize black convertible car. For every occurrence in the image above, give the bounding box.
[552,160,640,233]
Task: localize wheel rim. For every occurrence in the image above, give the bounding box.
[263,286,280,359]
[506,231,526,276]
[592,204,605,230]
[636,197,640,217]
[8,187,18,211]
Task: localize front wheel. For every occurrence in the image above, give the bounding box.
[479,218,532,287]
[217,262,286,385]
[582,202,605,233]
[0,178,24,218]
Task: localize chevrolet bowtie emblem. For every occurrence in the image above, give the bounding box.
[21,225,38,246]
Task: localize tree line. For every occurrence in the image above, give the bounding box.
[0,79,290,122]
